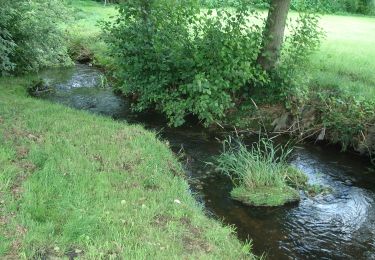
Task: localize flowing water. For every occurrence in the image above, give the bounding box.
[38,64,375,259]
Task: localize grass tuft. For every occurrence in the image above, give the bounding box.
[216,138,306,206]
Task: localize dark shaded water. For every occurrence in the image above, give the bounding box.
[38,64,375,259]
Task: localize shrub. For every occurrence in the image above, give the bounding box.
[249,11,322,107]
[318,93,375,151]
[273,12,323,108]
[104,0,267,126]
[105,0,321,126]
[0,0,71,75]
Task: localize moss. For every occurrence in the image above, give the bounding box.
[231,186,300,207]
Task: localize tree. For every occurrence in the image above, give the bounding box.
[0,0,71,75]
[257,0,291,71]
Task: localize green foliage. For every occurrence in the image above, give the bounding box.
[0,0,71,75]
[291,0,375,14]
[105,0,269,126]
[216,138,296,188]
[318,92,375,151]
[200,0,269,9]
[105,0,322,127]
[273,12,323,108]
[250,12,322,107]
[215,137,306,206]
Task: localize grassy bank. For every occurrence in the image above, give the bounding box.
[299,13,375,155]
[0,78,252,258]
[229,12,375,156]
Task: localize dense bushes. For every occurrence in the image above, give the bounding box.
[105,0,265,126]
[0,0,71,75]
[104,0,321,126]
[104,0,320,126]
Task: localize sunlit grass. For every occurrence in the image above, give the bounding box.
[0,78,253,258]
[65,0,118,66]
[308,14,375,99]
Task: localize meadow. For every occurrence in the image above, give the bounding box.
[309,14,375,100]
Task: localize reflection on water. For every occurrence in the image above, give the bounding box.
[39,64,375,259]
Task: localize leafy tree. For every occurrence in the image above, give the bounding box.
[0,0,71,75]
[105,0,321,126]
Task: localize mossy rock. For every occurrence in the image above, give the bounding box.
[231,185,300,207]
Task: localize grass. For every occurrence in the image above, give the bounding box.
[308,14,375,100]
[65,0,117,66]
[0,78,253,258]
[215,138,307,207]
[231,186,300,207]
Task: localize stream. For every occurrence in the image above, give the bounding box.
[38,64,375,259]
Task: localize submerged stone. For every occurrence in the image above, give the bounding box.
[230,186,300,207]
[27,79,54,96]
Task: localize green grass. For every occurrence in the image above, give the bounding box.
[215,138,307,207]
[309,14,375,100]
[0,78,253,258]
[65,0,117,66]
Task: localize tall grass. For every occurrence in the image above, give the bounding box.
[216,138,294,188]
[216,138,307,206]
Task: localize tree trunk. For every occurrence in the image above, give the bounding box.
[257,0,291,71]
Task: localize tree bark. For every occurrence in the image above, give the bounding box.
[257,0,291,71]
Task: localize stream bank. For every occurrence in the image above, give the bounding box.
[0,73,252,259]
[37,64,375,259]
[224,97,375,162]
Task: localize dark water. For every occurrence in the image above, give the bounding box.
[38,64,375,259]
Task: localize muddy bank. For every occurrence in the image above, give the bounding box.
[225,100,375,161]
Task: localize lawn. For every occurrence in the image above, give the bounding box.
[309,14,375,100]
[0,78,252,258]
